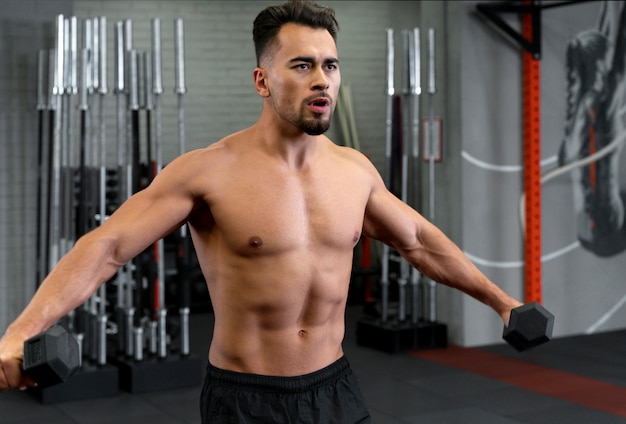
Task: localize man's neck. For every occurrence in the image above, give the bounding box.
[252,119,321,171]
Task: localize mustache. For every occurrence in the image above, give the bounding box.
[304,92,333,105]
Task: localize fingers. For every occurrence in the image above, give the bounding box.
[19,376,38,391]
[0,354,35,392]
[0,357,16,392]
[0,365,8,392]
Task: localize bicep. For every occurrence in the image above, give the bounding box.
[96,159,198,264]
[362,180,424,251]
[341,147,425,250]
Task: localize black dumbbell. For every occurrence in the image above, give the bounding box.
[502,302,555,352]
[23,325,81,387]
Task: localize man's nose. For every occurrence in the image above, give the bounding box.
[310,68,330,91]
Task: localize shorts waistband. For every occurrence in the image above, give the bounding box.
[206,356,351,394]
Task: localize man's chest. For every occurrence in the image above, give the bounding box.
[205,169,369,254]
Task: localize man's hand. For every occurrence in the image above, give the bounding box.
[499,301,524,327]
[0,334,36,392]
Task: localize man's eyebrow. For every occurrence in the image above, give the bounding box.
[288,56,339,64]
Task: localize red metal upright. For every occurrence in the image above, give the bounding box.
[522,1,542,303]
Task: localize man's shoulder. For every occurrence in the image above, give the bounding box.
[327,142,377,172]
[181,133,242,164]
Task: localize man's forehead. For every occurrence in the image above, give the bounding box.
[275,23,337,56]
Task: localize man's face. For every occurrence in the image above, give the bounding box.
[260,23,340,136]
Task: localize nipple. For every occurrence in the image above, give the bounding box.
[249,236,264,248]
[353,231,361,245]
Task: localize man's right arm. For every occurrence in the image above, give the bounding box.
[0,148,205,391]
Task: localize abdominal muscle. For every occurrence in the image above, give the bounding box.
[203,248,352,377]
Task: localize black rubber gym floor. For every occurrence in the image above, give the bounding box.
[2,306,626,423]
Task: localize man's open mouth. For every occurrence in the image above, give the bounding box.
[309,98,330,107]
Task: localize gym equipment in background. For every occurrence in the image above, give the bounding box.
[32,14,203,403]
[357,27,448,354]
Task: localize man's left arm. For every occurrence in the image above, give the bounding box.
[362,170,522,324]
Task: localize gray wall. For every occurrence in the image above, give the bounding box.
[72,0,422,170]
[2,0,626,348]
[0,0,73,336]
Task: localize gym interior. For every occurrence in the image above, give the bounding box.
[2,0,626,422]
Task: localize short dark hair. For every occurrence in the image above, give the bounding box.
[253,0,339,66]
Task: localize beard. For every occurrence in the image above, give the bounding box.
[297,114,332,135]
[293,99,335,135]
[274,94,334,136]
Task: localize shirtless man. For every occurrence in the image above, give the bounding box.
[0,1,522,422]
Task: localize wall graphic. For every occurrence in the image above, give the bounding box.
[460,0,626,342]
[561,0,626,257]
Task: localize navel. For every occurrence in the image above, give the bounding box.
[248,236,264,248]
[298,329,307,337]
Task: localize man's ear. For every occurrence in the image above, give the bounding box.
[253,67,271,98]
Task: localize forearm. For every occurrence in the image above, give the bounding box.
[5,232,122,340]
[399,224,521,321]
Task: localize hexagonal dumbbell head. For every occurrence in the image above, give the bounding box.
[502,302,555,352]
[23,325,81,387]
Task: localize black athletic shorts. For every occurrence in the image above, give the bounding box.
[199,356,371,423]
